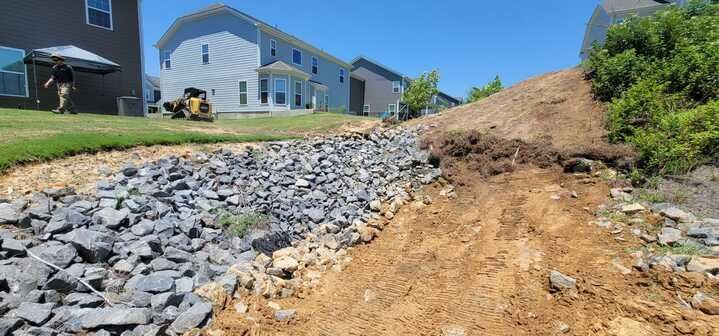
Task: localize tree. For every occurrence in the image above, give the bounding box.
[467,75,503,103]
[402,70,440,117]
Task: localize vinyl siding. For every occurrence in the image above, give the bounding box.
[349,76,365,114]
[259,30,350,112]
[0,0,142,115]
[159,12,259,114]
[351,59,405,116]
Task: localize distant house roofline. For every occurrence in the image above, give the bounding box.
[351,55,412,82]
[155,3,352,69]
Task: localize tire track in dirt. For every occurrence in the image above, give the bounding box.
[244,180,531,336]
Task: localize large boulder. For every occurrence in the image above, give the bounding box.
[58,229,114,263]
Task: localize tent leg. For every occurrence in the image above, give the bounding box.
[32,56,40,110]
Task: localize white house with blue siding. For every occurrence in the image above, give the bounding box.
[155,3,352,118]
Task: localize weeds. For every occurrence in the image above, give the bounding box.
[638,190,666,203]
[216,210,270,237]
[667,189,689,204]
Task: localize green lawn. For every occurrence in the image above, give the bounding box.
[0,108,372,172]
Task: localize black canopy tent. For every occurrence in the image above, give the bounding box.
[23,45,122,109]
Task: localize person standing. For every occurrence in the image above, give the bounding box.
[43,53,76,114]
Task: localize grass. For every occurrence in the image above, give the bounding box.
[632,243,711,256]
[638,190,666,204]
[217,211,270,237]
[0,108,371,172]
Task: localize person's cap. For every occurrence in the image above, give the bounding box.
[50,53,65,61]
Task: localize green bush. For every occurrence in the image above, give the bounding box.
[587,0,719,176]
[467,75,503,103]
[216,211,270,237]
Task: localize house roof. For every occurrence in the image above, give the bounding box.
[437,91,461,105]
[155,3,352,69]
[257,60,311,80]
[351,56,412,81]
[601,0,670,13]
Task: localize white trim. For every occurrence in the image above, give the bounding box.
[0,45,29,98]
[294,80,303,107]
[259,77,269,105]
[292,48,302,66]
[201,43,210,64]
[270,39,277,57]
[85,0,114,31]
[238,80,248,106]
[256,27,261,67]
[274,77,287,106]
[388,103,397,114]
[311,56,318,75]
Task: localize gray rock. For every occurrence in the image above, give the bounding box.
[164,247,193,263]
[167,302,212,335]
[80,308,152,329]
[31,243,77,269]
[274,309,297,321]
[149,258,177,271]
[549,271,577,292]
[150,292,184,311]
[1,239,27,257]
[660,207,695,223]
[62,293,104,308]
[92,207,129,229]
[130,220,155,236]
[59,229,114,263]
[0,318,22,336]
[658,227,682,246]
[15,302,55,325]
[0,203,20,224]
[126,274,175,293]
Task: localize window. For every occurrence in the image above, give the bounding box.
[388,104,397,115]
[260,79,269,104]
[392,81,401,93]
[239,81,248,105]
[211,89,216,96]
[311,57,318,75]
[163,50,171,70]
[274,78,287,105]
[339,69,345,83]
[292,48,302,65]
[362,104,370,115]
[86,0,113,30]
[294,81,302,107]
[201,44,209,64]
[270,39,277,57]
[0,46,28,97]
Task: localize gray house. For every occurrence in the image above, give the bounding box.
[580,0,688,60]
[350,56,460,117]
[155,3,352,118]
[0,0,145,115]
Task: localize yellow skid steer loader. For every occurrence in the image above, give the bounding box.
[163,87,214,122]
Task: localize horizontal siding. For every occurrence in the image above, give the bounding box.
[259,30,350,112]
[160,13,259,113]
[352,66,400,116]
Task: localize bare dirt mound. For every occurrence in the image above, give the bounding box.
[411,68,607,151]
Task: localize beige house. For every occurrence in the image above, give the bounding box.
[580,0,688,60]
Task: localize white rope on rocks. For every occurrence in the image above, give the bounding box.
[24,247,114,307]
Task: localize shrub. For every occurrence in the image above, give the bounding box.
[587,0,719,176]
[467,75,503,103]
[217,211,270,237]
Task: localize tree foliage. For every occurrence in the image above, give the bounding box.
[402,70,440,113]
[467,76,503,103]
[586,0,719,177]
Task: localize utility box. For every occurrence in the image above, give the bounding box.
[116,96,143,117]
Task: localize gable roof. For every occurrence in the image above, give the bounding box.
[351,56,412,81]
[155,3,351,69]
[437,91,461,105]
[257,60,311,80]
[601,0,671,13]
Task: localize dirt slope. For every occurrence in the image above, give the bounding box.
[411,68,607,151]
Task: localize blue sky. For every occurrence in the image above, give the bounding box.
[142,1,597,98]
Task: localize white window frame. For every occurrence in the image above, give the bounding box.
[392,81,401,93]
[270,39,277,57]
[362,104,370,114]
[339,69,345,83]
[0,46,29,98]
[260,78,269,105]
[294,80,303,107]
[201,44,210,65]
[311,56,318,75]
[292,48,302,66]
[274,78,287,105]
[388,104,397,115]
[238,80,248,105]
[85,0,113,31]
[163,50,171,70]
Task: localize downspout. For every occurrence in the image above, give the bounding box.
[138,0,147,116]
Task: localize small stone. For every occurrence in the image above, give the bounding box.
[274,309,296,321]
[92,207,129,229]
[15,302,55,325]
[686,257,719,275]
[660,207,695,223]
[657,227,682,246]
[549,271,576,292]
[234,302,248,314]
[621,203,645,214]
[273,256,299,274]
[80,308,152,329]
[294,179,310,188]
[126,274,175,293]
[0,203,20,224]
[369,200,382,212]
[691,292,719,315]
[0,318,23,336]
[167,302,212,335]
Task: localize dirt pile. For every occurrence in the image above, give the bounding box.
[411,68,608,152]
